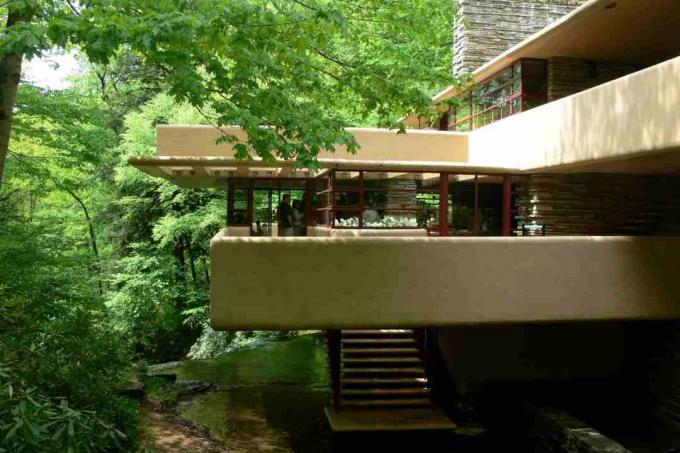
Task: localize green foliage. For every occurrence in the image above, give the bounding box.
[141,377,182,408]
[2,0,457,169]
[0,363,130,453]
[188,327,298,360]
[0,224,138,451]
[106,94,221,361]
[0,2,459,450]
[0,84,137,450]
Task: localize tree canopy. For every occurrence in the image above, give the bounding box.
[0,1,457,449]
[0,0,455,183]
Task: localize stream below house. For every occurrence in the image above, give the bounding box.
[168,334,490,452]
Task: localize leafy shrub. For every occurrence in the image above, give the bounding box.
[336,215,418,228]
[188,325,297,359]
[0,364,128,452]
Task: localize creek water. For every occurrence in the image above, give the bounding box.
[173,334,480,452]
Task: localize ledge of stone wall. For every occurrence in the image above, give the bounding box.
[527,405,631,452]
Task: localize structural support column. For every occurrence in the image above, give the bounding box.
[439,172,449,236]
[502,174,512,236]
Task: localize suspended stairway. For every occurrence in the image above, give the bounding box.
[325,328,456,432]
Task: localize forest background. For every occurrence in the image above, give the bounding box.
[0,1,457,450]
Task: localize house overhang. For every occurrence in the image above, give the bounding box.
[467,55,680,175]
[128,155,519,188]
[131,53,680,185]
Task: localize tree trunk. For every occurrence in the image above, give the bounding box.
[55,178,103,296]
[202,257,210,286]
[174,237,186,281]
[188,246,197,283]
[0,9,32,187]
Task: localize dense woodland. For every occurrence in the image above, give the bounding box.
[0,1,456,450]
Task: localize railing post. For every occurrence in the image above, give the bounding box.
[439,172,449,236]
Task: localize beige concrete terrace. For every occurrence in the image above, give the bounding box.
[467,55,680,174]
[131,54,680,183]
[210,233,680,330]
[130,126,472,188]
[158,125,469,161]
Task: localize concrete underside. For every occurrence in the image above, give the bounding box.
[324,407,456,432]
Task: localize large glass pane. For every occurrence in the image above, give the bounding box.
[233,189,248,210]
[449,176,476,235]
[476,175,504,236]
[253,190,274,236]
[416,191,439,229]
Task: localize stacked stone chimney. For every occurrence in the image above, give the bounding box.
[453,0,586,76]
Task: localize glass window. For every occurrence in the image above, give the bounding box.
[449,58,547,130]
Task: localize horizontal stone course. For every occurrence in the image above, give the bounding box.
[548,58,638,101]
[453,0,585,75]
[514,174,680,236]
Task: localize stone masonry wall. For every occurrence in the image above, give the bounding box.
[526,405,631,452]
[547,58,639,101]
[514,174,680,236]
[453,0,586,76]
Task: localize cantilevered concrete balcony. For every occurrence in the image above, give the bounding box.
[468,55,680,175]
[210,232,680,330]
[132,126,472,188]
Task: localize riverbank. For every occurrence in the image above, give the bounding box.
[140,401,226,452]
[138,333,486,452]
[139,334,332,451]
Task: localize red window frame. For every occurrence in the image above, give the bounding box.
[447,58,547,131]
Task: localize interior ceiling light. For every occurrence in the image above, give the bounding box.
[604,1,618,9]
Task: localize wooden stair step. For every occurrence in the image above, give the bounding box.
[341,367,425,375]
[342,348,420,355]
[342,357,421,364]
[342,388,430,396]
[341,338,416,345]
[341,377,429,386]
[342,329,413,336]
[339,398,431,407]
